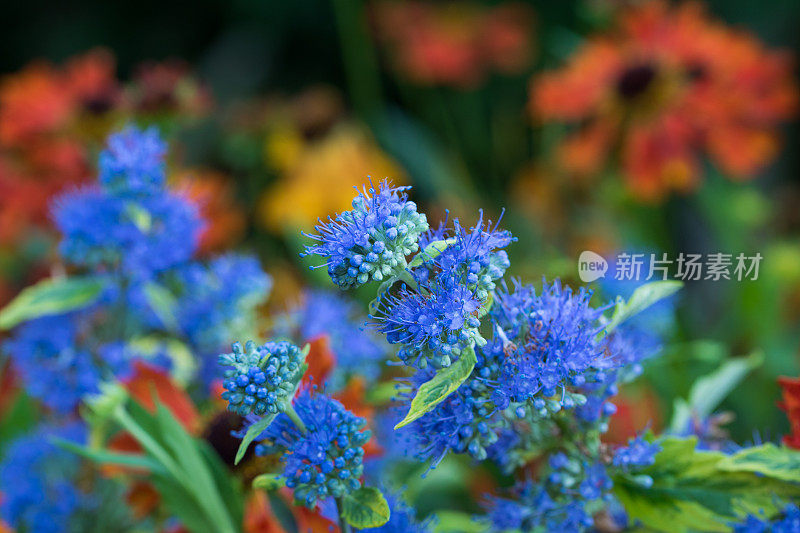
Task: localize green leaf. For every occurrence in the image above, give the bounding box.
[341,487,390,528]
[604,280,682,335]
[612,437,800,532]
[125,202,152,231]
[718,443,800,483]
[235,412,278,465]
[407,238,457,269]
[433,510,486,533]
[253,473,285,491]
[54,438,166,474]
[153,404,237,533]
[143,282,179,331]
[0,276,105,330]
[669,351,763,433]
[395,346,477,429]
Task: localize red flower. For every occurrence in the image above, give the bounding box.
[531,1,797,201]
[778,376,800,450]
[373,2,534,87]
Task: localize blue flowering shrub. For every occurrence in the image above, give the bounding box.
[0,126,270,532]
[3,129,800,532]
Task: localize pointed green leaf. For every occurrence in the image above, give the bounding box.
[235,412,278,465]
[604,280,682,335]
[718,443,800,483]
[341,487,390,528]
[670,351,763,433]
[395,346,477,429]
[253,473,285,491]
[0,276,105,330]
[53,438,166,474]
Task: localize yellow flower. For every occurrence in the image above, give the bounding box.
[259,123,404,233]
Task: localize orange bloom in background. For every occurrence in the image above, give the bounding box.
[176,170,247,255]
[243,491,288,533]
[372,1,534,87]
[65,48,121,115]
[778,376,800,450]
[259,123,404,234]
[0,62,73,146]
[531,0,797,201]
[128,59,211,116]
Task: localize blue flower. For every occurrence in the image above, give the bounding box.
[613,436,661,469]
[414,210,514,300]
[400,339,505,468]
[219,340,305,416]
[0,422,87,532]
[250,390,371,508]
[98,125,167,196]
[53,187,201,280]
[491,279,608,408]
[372,268,486,369]
[736,504,800,533]
[302,180,429,289]
[485,480,594,532]
[4,312,103,412]
[174,254,271,352]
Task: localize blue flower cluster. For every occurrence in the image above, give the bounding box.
[54,126,202,281]
[612,435,662,469]
[219,340,306,416]
[492,280,607,406]
[735,504,800,533]
[301,179,680,532]
[4,310,137,412]
[401,339,505,467]
[486,480,594,532]
[0,423,88,532]
[373,268,486,369]
[302,180,429,289]
[6,125,271,419]
[173,254,272,383]
[414,211,514,300]
[98,126,167,196]
[252,390,370,508]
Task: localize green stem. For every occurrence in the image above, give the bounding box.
[335,497,353,533]
[330,0,383,122]
[285,404,307,434]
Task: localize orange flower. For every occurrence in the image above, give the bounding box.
[65,48,121,115]
[372,2,534,87]
[175,170,246,255]
[0,62,73,147]
[243,491,288,533]
[531,0,797,201]
[128,59,211,116]
[302,335,337,388]
[123,361,201,434]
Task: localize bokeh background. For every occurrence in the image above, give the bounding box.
[1,0,799,478]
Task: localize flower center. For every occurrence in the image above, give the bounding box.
[616,63,657,99]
